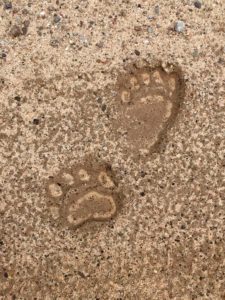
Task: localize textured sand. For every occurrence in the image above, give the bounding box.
[0,0,225,299]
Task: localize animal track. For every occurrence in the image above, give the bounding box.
[46,159,120,228]
[113,64,184,155]
[45,62,184,228]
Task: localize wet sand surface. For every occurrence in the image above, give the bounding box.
[0,0,225,299]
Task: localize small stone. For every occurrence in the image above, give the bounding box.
[194,0,202,9]
[101,104,107,112]
[154,5,160,15]
[174,20,185,33]
[14,96,21,101]
[134,25,142,32]
[134,49,140,56]
[140,171,146,177]
[9,25,22,38]
[96,41,104,48]
[22,8,29,15]
[39,11,46,18]
[192,48,199,58]
[22,20,30,35]
[4,1,12,9]
[96,97,102,104]
[50,38,59,47]
[218,57,225,65]
[0,51,7,59]
[53,14,61,23]
[33,118,40,125]
[147,26,154,34]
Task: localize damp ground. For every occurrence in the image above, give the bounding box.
[0,0,225,299]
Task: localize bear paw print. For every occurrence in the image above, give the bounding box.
[46,159,120,228]
[113,64,184,155]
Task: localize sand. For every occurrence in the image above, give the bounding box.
[0,0,225,299]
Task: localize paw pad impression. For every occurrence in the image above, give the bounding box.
[46,159,120,228]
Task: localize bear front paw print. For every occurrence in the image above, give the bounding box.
[46,158,120,228]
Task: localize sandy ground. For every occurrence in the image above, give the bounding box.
[0,0,225,299]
